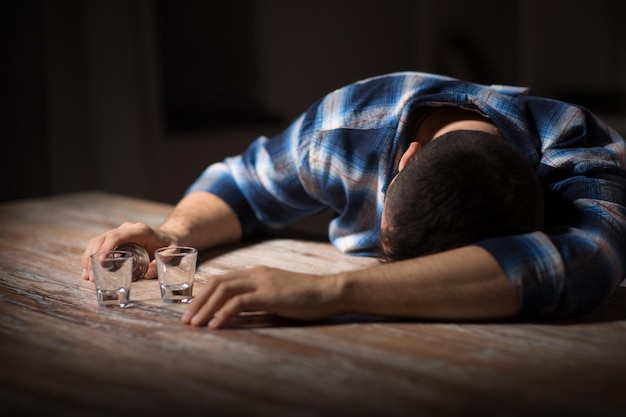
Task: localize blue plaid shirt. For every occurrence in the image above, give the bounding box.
[188,72,626,318]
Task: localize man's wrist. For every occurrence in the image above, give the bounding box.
[156,224,186,247]
[323,270,357,316]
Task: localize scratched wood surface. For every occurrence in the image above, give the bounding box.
[1,192,625,417]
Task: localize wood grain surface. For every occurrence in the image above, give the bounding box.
[1,192,624,417]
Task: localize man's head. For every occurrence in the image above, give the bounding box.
[380,130,544,261]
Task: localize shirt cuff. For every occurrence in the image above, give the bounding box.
[186,162,264,238]
[473,231,565,317]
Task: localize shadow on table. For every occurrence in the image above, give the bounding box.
[196,230,331,262]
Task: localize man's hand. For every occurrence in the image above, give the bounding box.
[81,222,175,281]
[81,191,242,282]
[182,266,342,329]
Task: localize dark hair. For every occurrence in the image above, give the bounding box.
[380,130,544,261]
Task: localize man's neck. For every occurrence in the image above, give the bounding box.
[416,107,501,145]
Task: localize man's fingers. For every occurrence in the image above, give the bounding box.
[181,277,219,323]
[188,281,244,326]
[80,234,121,280]
[208,294,257,329]
[81,236,106,280]
[144,260,157,279]
[184,275,256,327]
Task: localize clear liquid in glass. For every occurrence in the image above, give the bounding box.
[160,283,193,303]
[97,288,130,308]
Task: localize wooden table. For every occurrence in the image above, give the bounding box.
[1,192,625,417]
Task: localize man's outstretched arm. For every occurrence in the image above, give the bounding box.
[182,245,519,328]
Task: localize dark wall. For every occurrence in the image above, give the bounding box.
[3,1,48,200]
[3,0,625,204]
[3,0,159,202]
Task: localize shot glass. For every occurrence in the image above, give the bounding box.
[90,250,134,308]
[155,246,197,303]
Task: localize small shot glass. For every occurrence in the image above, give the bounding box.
[155,246,197,303]
[90,250,134,308]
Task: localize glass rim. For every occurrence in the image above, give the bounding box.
[154,246,198,255]
[90,250,134,260]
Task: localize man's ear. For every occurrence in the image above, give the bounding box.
[398,141,421,171]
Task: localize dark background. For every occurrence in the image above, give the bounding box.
[3,0,626,206]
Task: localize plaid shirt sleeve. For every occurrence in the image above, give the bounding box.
[184,113,325,238]
[474,99,626,317]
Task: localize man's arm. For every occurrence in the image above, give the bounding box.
[182,245,519,328]
[158,191,242,250]
[80,191,241,280]
[338,246,518,319]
